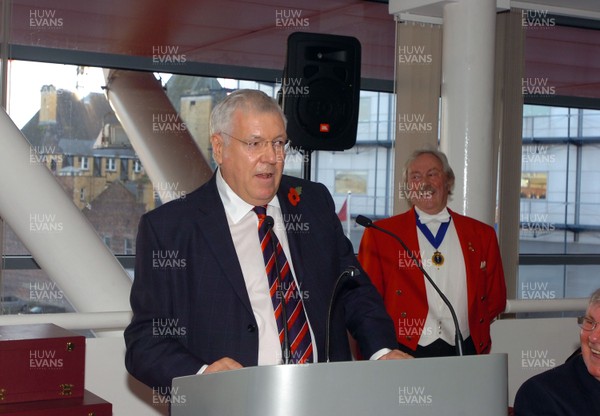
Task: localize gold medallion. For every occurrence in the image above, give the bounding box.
[432,250,445,266]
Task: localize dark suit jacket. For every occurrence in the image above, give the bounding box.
[124,173,397,389]
[514,354,600,415]
[358,207,506,354]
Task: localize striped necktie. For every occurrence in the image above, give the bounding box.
[253,205,313,364]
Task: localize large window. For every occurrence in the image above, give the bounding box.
[1,61,395,314]
[518,105,600,301]
[3,66,599,318]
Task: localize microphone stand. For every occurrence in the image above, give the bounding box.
[325,266,360,362]
[356,215,464,356]
[265,216,292,364]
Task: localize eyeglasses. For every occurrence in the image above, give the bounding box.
[407,169,443,182]
[577,316,599,331]
[220,132,289,155]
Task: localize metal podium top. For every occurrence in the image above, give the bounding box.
[172,353,508,416]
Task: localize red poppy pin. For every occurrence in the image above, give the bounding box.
[288,186,302,206]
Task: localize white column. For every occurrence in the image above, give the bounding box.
[104,69,213,202]
[440,0,497,224]
[0,109,132,312]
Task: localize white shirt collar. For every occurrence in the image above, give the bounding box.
[414,206,451,224]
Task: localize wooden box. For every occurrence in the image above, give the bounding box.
[0,324,85,404]
[0,390,111,415]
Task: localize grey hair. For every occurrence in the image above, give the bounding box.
[209,89,287,136]
[402,148,456,195]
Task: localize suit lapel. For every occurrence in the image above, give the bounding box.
[402,208,423,264]
[400,208,429,299]
[405,208,421,249]
[448,209,477,308]
[194,174,253,314]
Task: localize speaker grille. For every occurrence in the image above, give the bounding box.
[281,32,361,151]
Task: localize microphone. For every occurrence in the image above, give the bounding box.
[356,215,465,356]
[325,266,360,362]
[264,215,292,364]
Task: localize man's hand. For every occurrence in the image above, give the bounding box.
[204,357,244,374]
[378,349,413,360]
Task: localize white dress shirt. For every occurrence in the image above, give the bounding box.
[414,207,470,346]
[215,169,318,365]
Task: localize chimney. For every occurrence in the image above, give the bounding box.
[39,84,58,125]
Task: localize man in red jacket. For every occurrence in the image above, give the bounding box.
[358,149,506,357]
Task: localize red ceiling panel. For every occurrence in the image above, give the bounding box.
[9,0,396,82]
[6,0,600,99]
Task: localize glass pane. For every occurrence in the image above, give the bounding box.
[520,143,577,253]
[3,61,146,315]
[1,269,74,314]
[565,265,600,298]
[516,265,576,318]
[519,105,600,301]
[581,109,600,138]
[518,265,565,300]
[517,264,599,316]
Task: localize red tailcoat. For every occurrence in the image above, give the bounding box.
[358,208,507,354]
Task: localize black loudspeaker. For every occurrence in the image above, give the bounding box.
[280,32,361,151]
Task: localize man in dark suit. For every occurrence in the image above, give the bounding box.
[514,288,600,415]
[124,89,408,390]
[358,149,506,357]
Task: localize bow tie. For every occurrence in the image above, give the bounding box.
[418,211,451,224]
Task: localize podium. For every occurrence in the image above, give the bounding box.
[172,354,508,416]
